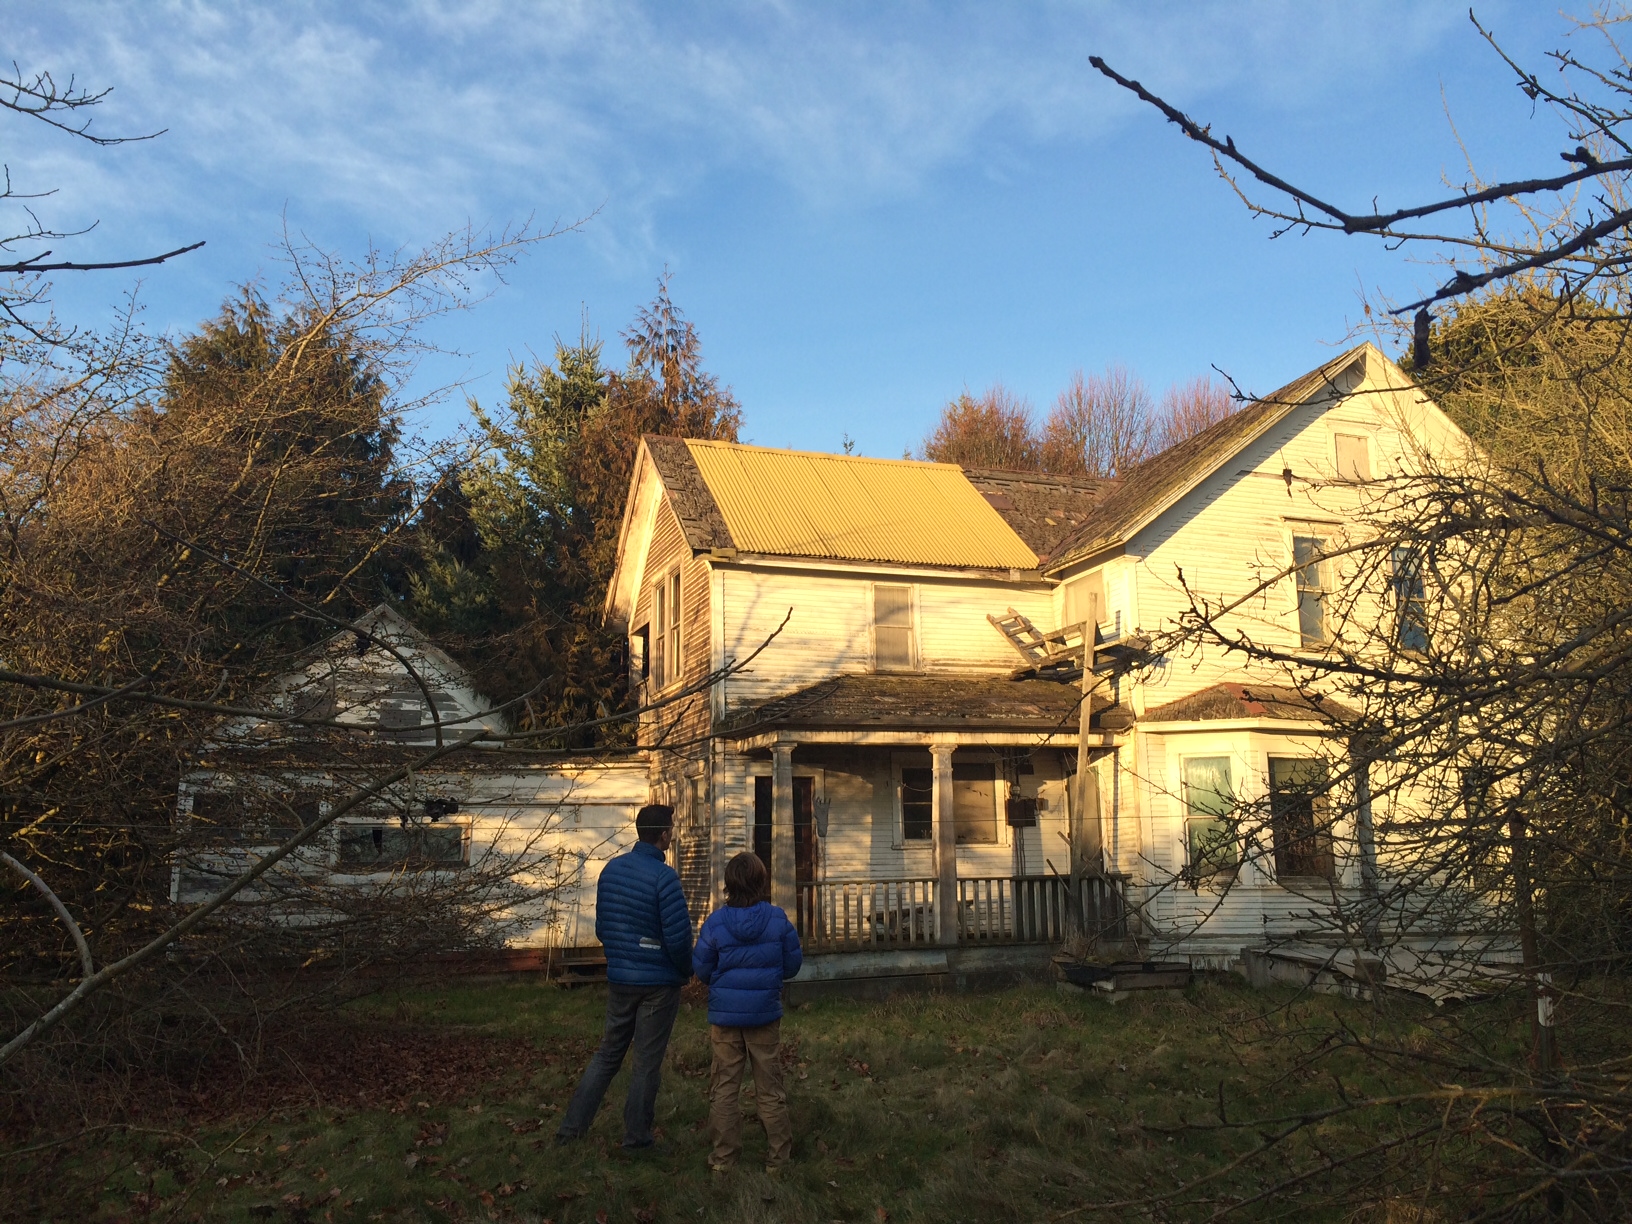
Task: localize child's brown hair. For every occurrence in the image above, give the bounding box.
[723,851,769,907]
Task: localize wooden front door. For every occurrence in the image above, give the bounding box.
[794,776,818,885]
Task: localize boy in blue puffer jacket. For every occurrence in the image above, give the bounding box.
[692,852,802,1173]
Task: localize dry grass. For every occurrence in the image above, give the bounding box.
[4,975,1460,1223]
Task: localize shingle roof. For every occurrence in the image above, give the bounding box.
[959,467,1118,561]
[643,435,735,552]
[1142,682,1353,724]
[678,439,1039,569]
[723,673,1109,737]
[1043,346,1371,574]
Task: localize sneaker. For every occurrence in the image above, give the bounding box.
[553,1131,580,1147]
[763,1163,783,1178]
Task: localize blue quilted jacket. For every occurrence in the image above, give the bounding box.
[595,841,693,986]
[692,901,803,1027]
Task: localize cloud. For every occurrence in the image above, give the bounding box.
[7,0,1467,269]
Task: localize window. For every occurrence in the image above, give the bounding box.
[874,584,915,670]
[666,570,682,683]
[1182,757,1237,876]
[1269,757,1333,879]
[753,776,773,866]
[952,763,998,844]
[651,570,680,688]
[1391,547,1428,653]
[900,767,933,841]
[336,822,467,870]
[632,624,650,684]
[1293,536,1327,646]
[1334,433,1371,482]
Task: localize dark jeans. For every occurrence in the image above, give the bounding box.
[558,983,682,1146]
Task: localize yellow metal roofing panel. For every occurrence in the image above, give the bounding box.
[683,440,1038,568]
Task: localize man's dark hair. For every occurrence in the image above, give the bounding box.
[724,851,769,906]
[635,803,674,843]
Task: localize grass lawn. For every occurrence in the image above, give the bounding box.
[9,976,1452,1223]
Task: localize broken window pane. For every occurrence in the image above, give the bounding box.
[336,822,467,869]
[1269,757,1333,879]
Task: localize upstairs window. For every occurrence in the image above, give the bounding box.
[1391,547,1429,653]
[1293,536,1328,646]
[1182,757,1237,877]
[651,569,681,688]
[1334,433,1371,482]
[666,570,682,683]
[900,767,933,841]
[873,584,915,671]
[1269,757,1333,880]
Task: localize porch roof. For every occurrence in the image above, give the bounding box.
[1141,682,1354,725]
[723,673,1109,739]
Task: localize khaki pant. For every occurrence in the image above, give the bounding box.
[708,1021,790,1169]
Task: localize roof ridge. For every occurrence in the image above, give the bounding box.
[1041,345,1371,573]
[681,436,963,470]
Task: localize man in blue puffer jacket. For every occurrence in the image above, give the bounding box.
[693,851,802,1173]
[557,804,692,1149]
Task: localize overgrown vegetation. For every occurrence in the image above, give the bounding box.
[3,976,1563,1223]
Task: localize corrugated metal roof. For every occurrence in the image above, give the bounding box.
[683,440,1039,568]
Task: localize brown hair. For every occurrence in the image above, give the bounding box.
[724,851,769,907]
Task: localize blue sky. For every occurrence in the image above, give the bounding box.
[8,2,1575,457]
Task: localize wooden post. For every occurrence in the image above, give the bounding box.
[771,742,796,918]
[1075,590,1103,875]
[931,742,958,946]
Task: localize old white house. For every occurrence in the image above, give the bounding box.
[605,343,1474,987]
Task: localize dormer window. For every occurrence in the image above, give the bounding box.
[873,584,915,671]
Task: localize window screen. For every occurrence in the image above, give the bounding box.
[1269,757,1333,879]
[1183,757,1237,875]
[900,767,933,840]
[1334,434,1371,482]
[952,763,998,844]
[1293,536,1327,646]
[874,584,914,670]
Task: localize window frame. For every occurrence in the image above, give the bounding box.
[666,569,682,686]
[1292,534,1329,647]
[1333,432,1371,482]
[333,816,471,874]
[1180,755,1239,880]
[871,582,917,672]
[1390,546,1429,654]
[951,761,999,846]
[1267,756,1334,881]
[650,567,682,690]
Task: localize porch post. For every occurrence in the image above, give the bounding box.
[771,741,796,917]
[931,741,958,946]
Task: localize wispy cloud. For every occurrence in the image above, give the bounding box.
[9,0,1464,270]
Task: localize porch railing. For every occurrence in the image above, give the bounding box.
[795,878,938,951]
[795,874,1127,952]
